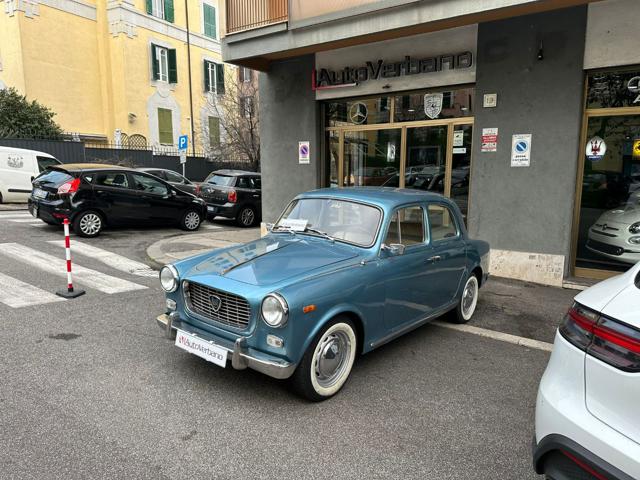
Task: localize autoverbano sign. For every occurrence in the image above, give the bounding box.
[313,52,473,89]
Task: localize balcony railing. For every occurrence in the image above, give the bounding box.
[226,0,288,34]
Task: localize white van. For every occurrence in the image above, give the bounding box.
[0,146,62,203]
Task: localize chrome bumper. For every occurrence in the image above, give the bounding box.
[156,313,296,380]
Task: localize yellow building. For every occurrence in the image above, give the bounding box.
[0,0,240,154]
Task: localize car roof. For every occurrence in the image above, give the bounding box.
[0,146,55,158]
[51,163,131,172]
[211,169,260,177]
[298,187,450,209]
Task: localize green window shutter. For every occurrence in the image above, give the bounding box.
[164,0,174,22]
[158,108,173,144]
[215,63,225,94]
[208,117,220,147]
[204,61,211,92]
[151,44,159,81]
[203,4,216,39]
[146,0,153,14]
[168,48,177,83]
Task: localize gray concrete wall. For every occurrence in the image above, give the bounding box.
[469,6,587,266]
[259,55,320,222]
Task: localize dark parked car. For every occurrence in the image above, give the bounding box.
[28,164,206,237]
[199,170,261,227]
[136,168,200,196]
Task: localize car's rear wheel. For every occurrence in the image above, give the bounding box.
[290,317,357,402]
[450,273,479,324]
[180,209,202,231]
[236,206,257,227]
[73,210,103,238]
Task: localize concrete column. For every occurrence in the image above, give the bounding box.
[258,55,320,222]
[469,6,587,285]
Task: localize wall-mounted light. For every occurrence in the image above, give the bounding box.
[128,112,137,123]
[537,41,544,61]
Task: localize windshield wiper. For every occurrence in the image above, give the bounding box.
[304,227,334,242]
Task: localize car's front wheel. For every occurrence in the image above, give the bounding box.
[180,209,202,231]
[290,317,357,401]
[450,273,479,324]
[73,210,104,238]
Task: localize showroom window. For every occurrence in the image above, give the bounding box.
[574,69,640,277]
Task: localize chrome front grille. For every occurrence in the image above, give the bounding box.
[184,281,251,329]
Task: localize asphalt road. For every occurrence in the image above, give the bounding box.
[0,212,556,479]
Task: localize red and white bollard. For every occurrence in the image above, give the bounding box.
[56,218,85,299]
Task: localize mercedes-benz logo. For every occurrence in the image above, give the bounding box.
[349,102,368,124]
[209,295,222,312]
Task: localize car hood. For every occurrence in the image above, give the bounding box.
[186,235,360,286]
[575,261,640,328]
[595,205,640,225]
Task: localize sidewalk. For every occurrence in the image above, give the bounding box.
[146,226,577,345]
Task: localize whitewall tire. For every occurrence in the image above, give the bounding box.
[451,274,479,324]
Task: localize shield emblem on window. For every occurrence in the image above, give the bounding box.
[424,93,444,119]
[209,295,222,312]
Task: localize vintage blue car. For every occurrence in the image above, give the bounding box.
[156,188,490,401]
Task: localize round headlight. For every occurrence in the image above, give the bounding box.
[159,265,179,292]
[630,222,640,234]
[261,293,289,328]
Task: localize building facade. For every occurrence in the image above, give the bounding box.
[220,0,640,286]
[0,0,257,156]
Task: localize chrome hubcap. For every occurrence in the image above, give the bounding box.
[80,213,101,235]
[462,277,478,317]
[185,212,200,230]
[314,331,351,388]
[241,208,254,226]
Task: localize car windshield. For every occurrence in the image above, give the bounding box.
[205,174,234,186]
[274,198,381,247]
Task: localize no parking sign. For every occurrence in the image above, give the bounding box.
[298,141,310,164]
[511,134,532,167]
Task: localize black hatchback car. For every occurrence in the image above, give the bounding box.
[136,168,200,197]
[199,169,261,227]
[28,164,207,237]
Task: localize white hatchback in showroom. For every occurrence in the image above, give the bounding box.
[534,261,640,480]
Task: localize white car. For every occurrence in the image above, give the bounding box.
[534,261,640,480]
[587,191,640,265]
[0,146,61,203]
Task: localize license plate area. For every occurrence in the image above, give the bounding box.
[174,329,228,367]
[33,188,47,199]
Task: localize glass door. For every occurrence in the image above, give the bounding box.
[343,129,402,187]
[451,124,473,222]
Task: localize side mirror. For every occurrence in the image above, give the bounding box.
[382,243,406,256]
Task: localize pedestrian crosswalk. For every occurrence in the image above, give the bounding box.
[0,211,42,227]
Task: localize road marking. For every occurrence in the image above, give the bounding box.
[202,224,222,230]
[0,243,147,294]
[432,321,553,352]
[48,241,157,278]
[29,223,46,227]
[0,213,35,220]
[0,272,65,308]
[8,218,42,223]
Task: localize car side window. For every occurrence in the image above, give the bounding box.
[384,206,425,246]
[36,156,61,173]
[237,177,250,188]
[165,171,186,183]
[131,173,169,195]
[95,172,129,189]
[251,177,261,189]
[428,204,458,241]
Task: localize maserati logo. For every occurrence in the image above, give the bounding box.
[209,295,222,312]
[424,93,444,119]
[349,102,368,124]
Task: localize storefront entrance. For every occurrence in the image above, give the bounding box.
[573,69,640,278]
[325,87,474,222]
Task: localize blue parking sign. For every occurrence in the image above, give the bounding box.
[178,135,188,151]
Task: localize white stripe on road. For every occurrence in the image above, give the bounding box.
[432,321,553,352]
[201,224,222,230]
[0,213,33,219]
[48,241,157,278]
[8,218,41,223]
[0,243,147,294]
[0,272,65,308]
[29,223,46,227]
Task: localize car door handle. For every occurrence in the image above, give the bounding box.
[426,255,442,263]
